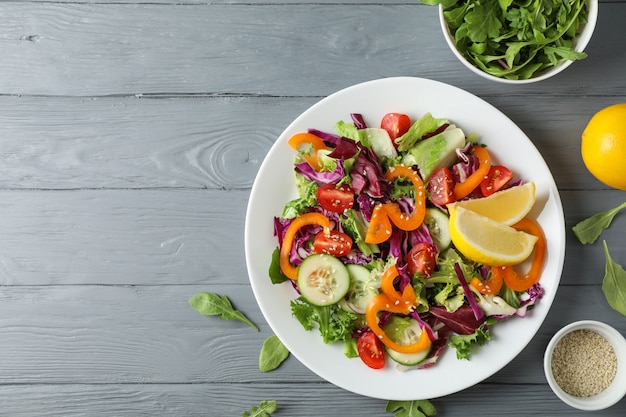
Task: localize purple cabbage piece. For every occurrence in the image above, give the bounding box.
[428,305,486,336]
[452,153,479,185]
[454,263,485,322]
[290,223,323,266]
[515,283,544,317]
[410,311,437,342]
[294,161,345,185]
[415,319,452,369]
[273,216,291,247]
[356,194,376,221]
[328,137,359,160]
[351,113,368,130]
[341,249,372,266]
[350,146,388,198]
[273,215,323,267]
[307,128,341,146]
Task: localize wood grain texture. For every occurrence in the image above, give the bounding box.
[0,284,623,385]
[0,383,606,417]
[0,187,621,286]
[0,94,625,191]
[0,382,621,417]
[1,0,626,416]
[0,189,250,285]
[0,2,623,97]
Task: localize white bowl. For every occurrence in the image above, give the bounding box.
[439,0,598,84]
[544,320,626,411]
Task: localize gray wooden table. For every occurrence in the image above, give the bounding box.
[0,0,625,415]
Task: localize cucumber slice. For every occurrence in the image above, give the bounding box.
[297,254,350,306]
[424,207,451,251]
[346,264,378,313]
[382,316,431,366]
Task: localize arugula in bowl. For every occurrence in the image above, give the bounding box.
[423,0,594,81]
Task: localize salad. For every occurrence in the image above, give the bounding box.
[269,111,545,370]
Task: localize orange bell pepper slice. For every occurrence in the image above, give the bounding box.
[489,217,546,292]
[383,165,426,231]
[364,204,392,244]
[288,133,329,171]
[364,165,426,244]
[279,212,331,280]
[470,271,503,295]
[365,266,431,354]
[453,145,491,200]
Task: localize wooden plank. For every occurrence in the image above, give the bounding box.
[0,189,250,285]
[1,382,613,417]
[0,187,622,286]
[0,3,622,97]
[1,95,625,191]
[0,95,294,190]
[0,184,620,286]
[0,283,622,385]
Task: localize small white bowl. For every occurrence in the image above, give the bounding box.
[439,0,598,84]
[544,320,626,411]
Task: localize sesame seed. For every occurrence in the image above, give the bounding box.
[551,329,617,397]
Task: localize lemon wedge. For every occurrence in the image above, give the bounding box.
[449,206,538,266]
[447,182,536,226]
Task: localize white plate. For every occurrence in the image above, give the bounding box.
[244,77,565,400]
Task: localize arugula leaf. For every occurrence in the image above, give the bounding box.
[259,335,290,372]
[448,320,493,360]
[430,0,589,80]
[386,399,437,417]
[242,400,277,417]
[573,202,626,244]
[601,241,626,316]
[189,292,259,331]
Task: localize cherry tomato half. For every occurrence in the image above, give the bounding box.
[357,331,386,369]
[480,165,513,197]
[405,242,437,278]
[316,184,355,213]
[427,167,456,206]
[380,113,411,142]
[313,230,353,257]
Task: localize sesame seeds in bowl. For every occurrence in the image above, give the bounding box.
[544,320,626,411]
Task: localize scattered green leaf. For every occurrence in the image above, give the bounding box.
[573,202,626,244]
[386,399,437,417]
[189,292,259,331]
[259,335,290,372]
[242,400,277,417]
[601,241,626,316]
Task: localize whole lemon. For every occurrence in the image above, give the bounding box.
[581,103,626,190]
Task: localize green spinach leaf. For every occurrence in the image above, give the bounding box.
[259,335,290,372]
[386,399,437,417]
[269,248,289,284]
[573,202,626,244]
[421,0,589,80]
[189,292,259,331]
[602,241,626,316]
[242,400,277,417]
